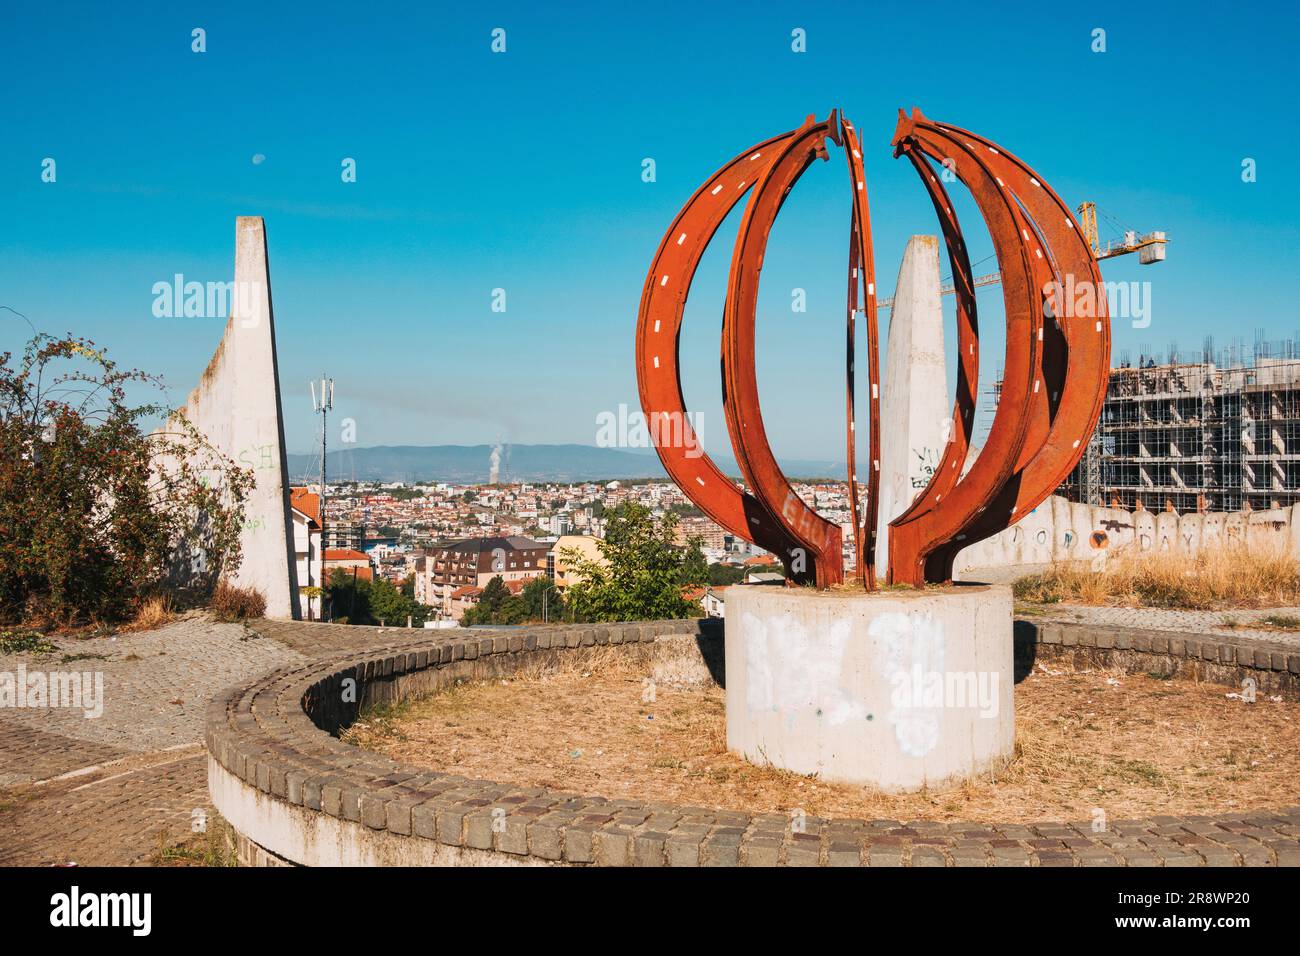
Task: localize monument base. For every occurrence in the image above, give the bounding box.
[725,584,1013,792]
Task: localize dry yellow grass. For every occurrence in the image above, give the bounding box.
[120,595,174,633]
[1014,548,1300,609]
[343,654,1300,824]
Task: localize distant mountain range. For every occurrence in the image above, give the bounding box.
[285,444,847,485]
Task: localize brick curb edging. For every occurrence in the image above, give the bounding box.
[207,619,1300,867]
[1019,619,1300,698]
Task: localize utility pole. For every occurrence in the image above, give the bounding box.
[311,374,334,620]
[542,579,557,623]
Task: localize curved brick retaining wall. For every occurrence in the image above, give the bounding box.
[207,618,1300,867]
[1020,620,1300,698]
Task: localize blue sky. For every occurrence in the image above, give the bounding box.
[2,0,1296,462]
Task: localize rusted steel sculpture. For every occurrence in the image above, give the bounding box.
[635,107,1109,589]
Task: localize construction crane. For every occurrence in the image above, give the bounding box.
[876,201,1168,309]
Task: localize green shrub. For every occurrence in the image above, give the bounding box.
[0,334,252,625]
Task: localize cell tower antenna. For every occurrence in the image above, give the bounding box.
[310,374,334,619]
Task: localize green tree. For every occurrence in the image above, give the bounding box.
[520,575,562,621]
[0,334,252,625]
[325,569,431,626]
[479,575,510,614]
[707,562,746,586]
[369,577,431,626]
[680,538,708,587]
[463,574,561,627]
[563,503,699,623]
[326,568,370,624]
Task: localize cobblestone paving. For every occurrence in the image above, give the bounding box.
[251,618,431,657]
[0,748,208,867]
[0,722,129,788]
[0,615,306,777]
[0,614,343,865]
[1028,604,1300,647]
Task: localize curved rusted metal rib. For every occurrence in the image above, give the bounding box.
[634,128,806,565]
[841,116,882,589]
[943,120,1111,522]
[885,149,980,531]
[888,136,1056,528]
[889,109,1110,583]
[845,203,864,584]
[886,109,1047,585]
[721,111,844,587]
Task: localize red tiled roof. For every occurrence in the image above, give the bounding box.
[450,585,483,600]
[290,487,322,526]
[324,548,369,562]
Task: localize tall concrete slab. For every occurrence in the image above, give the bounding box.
[876,236,948,579]
[170,217,300,619]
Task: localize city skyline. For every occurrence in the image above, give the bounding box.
[2,1,1296,462]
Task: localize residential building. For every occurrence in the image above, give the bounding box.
[324,548,373,585]
[324,522,363,551]
[673,515,728,551]
[701,585,728,618]
[289,487,323,620]
[547,534,604,591]
[421,535,549,618]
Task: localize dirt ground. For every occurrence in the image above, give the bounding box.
[343,650,1300,824]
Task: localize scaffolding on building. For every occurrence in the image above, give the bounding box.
[1054,332,1300,512]
[980,332,1300,512]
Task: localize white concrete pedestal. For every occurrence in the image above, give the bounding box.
[725,585,1014,792]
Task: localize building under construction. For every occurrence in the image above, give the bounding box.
[1062,336,1300,513]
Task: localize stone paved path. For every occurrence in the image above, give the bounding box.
[1028,603,1300,647]
[0,615,413,865]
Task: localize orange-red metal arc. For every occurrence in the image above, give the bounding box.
[721,111,845,587]
[886,149,979,528]
[845,208,865,584]
[886,109,1045,585]
[944,119,1111,507]
[634,127,805,566]
[841,117,882,588]
[887,109,1110,583]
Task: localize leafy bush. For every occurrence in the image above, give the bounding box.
[209,581,267,621]
[0,334,253,625]
[562,503,700,622]
[460,575,562,626]
[326,569,432,626]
